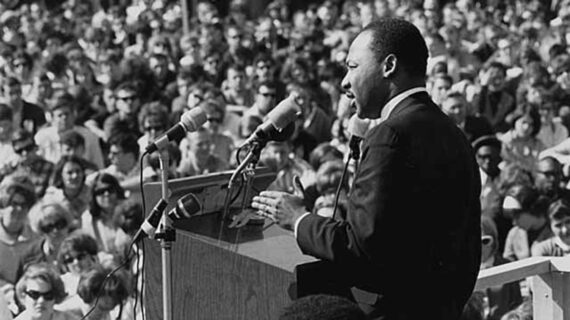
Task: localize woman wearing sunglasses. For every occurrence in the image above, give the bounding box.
[56,233,99,299]
[478,216,522,320]
[14,263,77,320]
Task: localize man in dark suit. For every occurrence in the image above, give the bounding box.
[253,18,481,319]
[441,91,493,142]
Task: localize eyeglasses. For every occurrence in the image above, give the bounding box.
[13,144,35,154]
[63,252,88,265]
[94,187,114,196]
[116,95,136,102]
[39,219,67,234]
[25,290,55,301]
[481,235,493,246]
[207,117,223,123]
[144,125,164,132]
[259,92,276,98]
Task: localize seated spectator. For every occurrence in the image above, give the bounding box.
[199,99,235,164]
[177,128,228,176]
[56,233,99,298]
[478,216,522,320]
[278,294,366,320]
[239,81,278,135]
[0,175,37,287]
[428,72,453,107]
[534,91,567,149]
[539,135,570,175]
[80,173,130,260]
[498,105,545,173]
[532,199,570,257]
[103,82,142,140]
[44,156,91,224]
[473,62,516,133]
[136,101,170,154]
[3,130,54,198]
[534,157,570,202]
[222,64,255,108]
[288,83,332,145]
[0,104,18,171]
[473,135,503,220]
[22,201,73,269]
[2,77,46,135]
[15,263,76,320]
[58,131,98,176]
[35,91,104,169]
[502,185,552,261]
[114,200,143,239]
[144,143,182,182]
[441,92,493,142]
[261,141,315,195]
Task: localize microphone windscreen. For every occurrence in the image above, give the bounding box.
[180,107,208,131]
[347,114,370,139]
[170,193,202,220]
[266,94,301,131]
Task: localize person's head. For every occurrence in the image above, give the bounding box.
[255,80,278,115]
[253,53,275,82]
[12,129,38,160]
[226,64,247,91]
[59,130,86,158]
[114,82,141,118]
[316,160,348,194]
[261,141,292,171]
[3,76,22,106]
[28,201,73,249]
[138,101,169,140]
[15,263,66,317]
[473,135,502,177]
[77,264,131,314]
[199,99,225,134]
[503,185,548,231]
[481,216,499,262]
[548,199,570,246]
[341,18,428,119]
[429,73,453,106]
[48,90,77,133]
[279,294,366,320]
[0,175,36,232]
[89,173,125,219]
[115,199,143,237]
[424,32,447,57]
[108,134,139,173]
[535,156,563,197]
[226,24,243,51]
[0,103,14,142]
[52,155,87,192]
[485,61,507,93]
[187,128,212,164]
[148,53,169,80]
[309,143,344,171]
[510,105,541,139]
[441,91,467,124]
[57,232,99,275]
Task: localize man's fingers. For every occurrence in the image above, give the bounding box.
[258,190,287,199]
[252,195,278,207]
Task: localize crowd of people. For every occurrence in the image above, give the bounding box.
[0,0,568,319]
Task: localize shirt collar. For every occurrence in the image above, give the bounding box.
[370,87,427,128]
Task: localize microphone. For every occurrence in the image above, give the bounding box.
[347,114,370,161]
[146,107,208,153]
[132,193,202,243]
[240,93,301,148]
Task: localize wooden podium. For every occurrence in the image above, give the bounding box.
[142,169,315,320]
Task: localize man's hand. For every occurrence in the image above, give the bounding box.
[252,191,306,230]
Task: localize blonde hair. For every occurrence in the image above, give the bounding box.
[28,200,73,234]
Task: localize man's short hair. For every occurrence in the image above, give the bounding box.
[109,133,140,159]
[60,130,85,148]
[362,18,428,77]
[48,90,76,113]
[472,135,501,152]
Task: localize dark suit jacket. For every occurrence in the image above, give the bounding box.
[464,115,493,143]
[296,92,482,319]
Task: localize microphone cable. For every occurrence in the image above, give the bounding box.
[331,156,351,221]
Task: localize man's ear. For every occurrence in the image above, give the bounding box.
[383,54,397,78]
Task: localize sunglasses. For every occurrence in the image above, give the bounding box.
[63,252,89,265]
[40,219,67,234]
[259,92,276,98]
[144,125,164,132]
[481,235,493,246]
[25,289,55,301]
[116,95,136,102]
[94,187,115,196]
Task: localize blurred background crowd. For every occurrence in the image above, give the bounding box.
[0,0,569,319]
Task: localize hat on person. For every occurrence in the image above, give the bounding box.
[472,135,501,152]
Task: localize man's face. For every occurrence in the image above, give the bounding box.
[430,78,451,105]
[4,84,22,105]
[1,193,29,231]
[255,61,273,82]
[227,68,245,91]
[476,145,501,176]
[109,145,134,173]
[115,89,140,118]
[441,97,466,124]
[52,107,75,132]
[535,159,561,195]
[256,85,277,115]
[551,216,570,246]
[341,31,388,119]
[226,27,242,50]
[189,131,211,163]
[487,67,506,92]
[149,56,168,79]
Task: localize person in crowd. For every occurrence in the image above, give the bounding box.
[502,184,552,261]
[532,199,570,257]
[15,263,77,320]
[0,175,37,287]
[223,64,255,108]
[114,200,143,239]
[2,77,46,135]
[498,105,545,173]
[177,127,228,177]
[253,18,481,319]
[136,101,169,154]
[44,156,90,224]
[20,201,74,274]
[103,82,142,140]
[58,131,98,176]
[56,232,99,298]
[287,83,332,145]
[533,91,568,149]
[474,62,516,133]
[428,72,453,107]
[441,91,493,142]
[240,80,278,133]
[0,104,18,170]
[80,173,130,260]
[199,99,235,165]
[478,216,522,320]
[34,91,104,169]
[534,156,570,201]
[95,133,140,197]
[312,160,348,219]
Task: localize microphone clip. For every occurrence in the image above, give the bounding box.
[154,228,176,241]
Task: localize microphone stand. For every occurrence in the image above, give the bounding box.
[154,149,174,320]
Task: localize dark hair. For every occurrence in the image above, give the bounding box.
[0,174,37,209]
[504,184,549,218]
[486,61,507,76]
[4,76,21,87]
[57,232,99,268]
[0,103,13,121]
[59,130,85,148]
[115,199,143,236]
[89,173,125,219]
[279,294,366,320]
[16,263,67,304]
[316,160,347,194]
[77,265,131,305]
[548,199,570,221]
[108,133,140,159]
[138,101,170,134]
[510,104,541,137]
[48,90,76,113]
[362,18,428,77]
[309,143,343,170]
[51,155,87,189]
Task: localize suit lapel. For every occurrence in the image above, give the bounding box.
[387,91,433,120]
